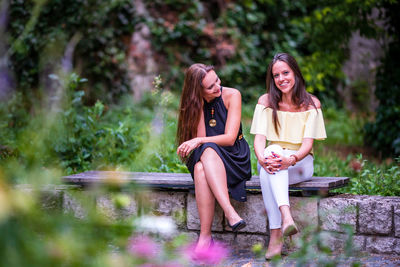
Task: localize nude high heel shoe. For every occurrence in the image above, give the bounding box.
[265,251,281,261]
[282,222,298,237]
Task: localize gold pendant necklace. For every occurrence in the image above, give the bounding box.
[209,107,216,127]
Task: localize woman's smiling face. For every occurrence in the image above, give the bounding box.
[272,60,295,95]
[202,70,221,102]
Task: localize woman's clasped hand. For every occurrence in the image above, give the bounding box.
[261,151,296,174]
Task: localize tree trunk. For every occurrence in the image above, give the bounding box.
[0,0,14,101]
[128,0,158,101]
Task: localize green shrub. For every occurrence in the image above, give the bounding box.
[344,156,400,196]
[0,92,30,158]
[323,106,366,146]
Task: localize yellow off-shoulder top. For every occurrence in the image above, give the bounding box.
[250,104,327,151]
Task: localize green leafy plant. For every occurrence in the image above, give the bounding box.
[344,156,400,196]
[289,224,361,267]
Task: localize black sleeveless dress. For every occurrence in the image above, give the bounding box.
[186,87,252,202]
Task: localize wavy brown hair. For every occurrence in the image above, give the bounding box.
[266,53,317,134]
[176,63,214,147]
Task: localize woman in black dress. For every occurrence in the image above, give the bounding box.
[177,63,252,250]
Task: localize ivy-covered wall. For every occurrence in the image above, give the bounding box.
[364,1,400,157]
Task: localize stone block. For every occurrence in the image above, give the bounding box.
[233,234,267,250]
[359,197,392,235]
[213,232,267,250]
[148,191,186,228]
[182,231,199,243]
[290,196,318,231]
[186,193,223,231]
[366,236,400,255]
[353,235,366,252]
[96,194,137,220]
[312,231,364,253]
[320,231,344,251]
[156,230,198,244]
[16,185,80,214]
[319,195,360,233]
[63,191,87,219]
[394,203,400,238]
[213,232,235,246]
[96,195,118,220]
[40,189,64,212]
[227,194,267,233]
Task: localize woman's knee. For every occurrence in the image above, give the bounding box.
[299,155,314,177]
[194,162,207,183]
[264,144,284,157]
[194,161,205,176]
[288,155,314,182]
[200,147,220,162]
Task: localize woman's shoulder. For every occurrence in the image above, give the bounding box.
[222,87,241,100]
[257,94,270,107]
[307,95,321,110]
[222,86,240,95]
[221,87,241,109]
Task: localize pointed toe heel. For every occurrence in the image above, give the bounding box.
[282,223,298,237]
[265,252,282,261]
[227,219,246,232]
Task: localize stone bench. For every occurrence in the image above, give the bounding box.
[57,172,400,255]
[62,171,349,196]
[18,182,400,256]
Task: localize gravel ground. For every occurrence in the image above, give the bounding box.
[222,248,400,267]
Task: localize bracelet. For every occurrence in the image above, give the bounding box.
[290,154,299,166]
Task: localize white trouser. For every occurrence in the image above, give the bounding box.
[258,144,314,229]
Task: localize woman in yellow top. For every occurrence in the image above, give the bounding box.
[250,53,326,259]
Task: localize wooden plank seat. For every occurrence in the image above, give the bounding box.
[62,171,349,196]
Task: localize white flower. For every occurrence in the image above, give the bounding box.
[134,215,177,237]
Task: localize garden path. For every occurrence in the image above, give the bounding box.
[225,248,400,267]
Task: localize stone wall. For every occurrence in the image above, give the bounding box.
[31,185,400,255]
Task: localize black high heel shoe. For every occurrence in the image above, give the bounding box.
[227,219,246,232]
[226,218,246,241]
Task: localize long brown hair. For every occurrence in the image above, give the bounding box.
[266,53,317,134]
[176,63,214,146]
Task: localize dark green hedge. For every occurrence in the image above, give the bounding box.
[365,1,400,157]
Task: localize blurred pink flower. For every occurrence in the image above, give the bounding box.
[182,240,229,265]
[127,235,159,259]
[138,262,183,267]
[350,159,362,172]
[160,262,184,267]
